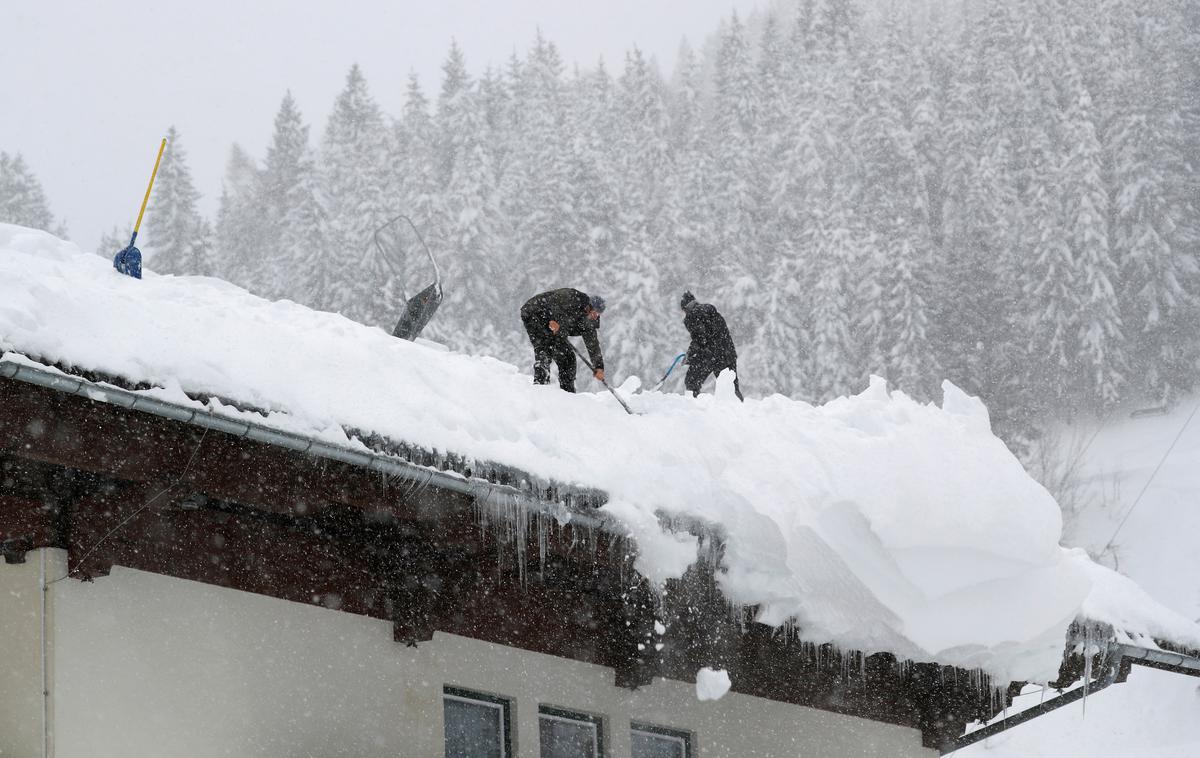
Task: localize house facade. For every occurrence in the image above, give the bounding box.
[1,551,939,757]
[0,363,1013,757]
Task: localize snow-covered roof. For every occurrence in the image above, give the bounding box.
[2,223,1198,685]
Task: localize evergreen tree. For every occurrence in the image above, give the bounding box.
[257,91,318,300]
[0,152,59,233]
[709,12,764,383]
[504,34,576,300]
[569,59,621,292]
[606,49,674,381]
[660,41,715,301]
[97,225,132,257]
[214,143,266,289]
[852,36,939,399]
[1061,63,1125,403]
[428,84,506,356]
[1109,2,1200,402]
[320,65,394,325]
[144,126,211,276]
[935,24,1024,422]
[392,72,442,296]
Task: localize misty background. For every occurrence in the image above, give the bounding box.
[2,0,1197,447]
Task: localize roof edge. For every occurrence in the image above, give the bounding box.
[0,357,614,533]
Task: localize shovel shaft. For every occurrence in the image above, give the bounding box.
[567,341,635,415]
[133,138,167,236]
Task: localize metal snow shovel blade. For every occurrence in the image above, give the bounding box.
[393,280,443,341]
[371,213,443,341]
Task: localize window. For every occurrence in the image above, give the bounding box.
[538,705,604,758]
[443,686,512,758]
[631,723,691,758]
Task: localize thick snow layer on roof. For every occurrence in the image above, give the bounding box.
[2,224,1198,683]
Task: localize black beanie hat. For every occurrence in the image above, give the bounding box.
[680,291,696,309]
[589,294,607,313]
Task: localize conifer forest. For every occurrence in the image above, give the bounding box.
[3,0,1198,441]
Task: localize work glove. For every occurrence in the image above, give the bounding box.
[594,369,605,382]
[549,320,560,334]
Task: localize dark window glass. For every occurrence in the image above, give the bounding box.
[538,706,603,758]
[443,686,510,758]
[631,723,690,758]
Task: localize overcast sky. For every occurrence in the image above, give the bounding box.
[1,1,764,251]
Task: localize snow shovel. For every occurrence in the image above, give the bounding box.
[567,340,636,416]
[372,214,443,340]
[651,353,687,391]
[112,137,167,279]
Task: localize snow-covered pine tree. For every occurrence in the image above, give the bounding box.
[320,65,394,326]
[188,217,217,278]
[144,126,211,276]
[608,49,673,382]
[430,82,507,357]
[504,34,576,302]
[852,30,939,400]
[1108,2,1200,403]
[709,12,764,386]
[97,225,132,258]
[815,0,862,54]
[0,152,59,233]
[659,40,715,303]
[1060,61,1125,405]
[806,209,861,403]
[933,25,1024,426]
[616,49,671,248]
[435,40,470,190]
[391,72,442,300]
[257,91,319,300]
[568,59,621,294]
[214,144,267,290]
[756,12,789,172]
[753,64,819,398]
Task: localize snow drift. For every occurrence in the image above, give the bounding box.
[2,224,1197,684]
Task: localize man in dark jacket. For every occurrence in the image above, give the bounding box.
[520,288,606,392]
[681,291,743,401]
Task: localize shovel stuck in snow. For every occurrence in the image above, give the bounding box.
[112,137,167,279]
[373,214,443,341]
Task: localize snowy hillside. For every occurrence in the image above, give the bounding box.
[1,223,1198,689]
[962,400,1200,757]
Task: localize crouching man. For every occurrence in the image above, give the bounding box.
[520,288,606,392]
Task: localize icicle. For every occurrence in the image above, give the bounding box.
[536,512,549,577]
[1081,624,1094,718]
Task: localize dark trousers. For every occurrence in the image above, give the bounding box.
[685,361,744,401]
[521,312,577,392]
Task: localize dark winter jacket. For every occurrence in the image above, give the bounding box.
[521,288,604,370]
[683,301,737,369]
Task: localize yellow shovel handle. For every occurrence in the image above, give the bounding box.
[133,138,167,235]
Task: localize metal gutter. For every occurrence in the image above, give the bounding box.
[945,650,1123,753]
[1118,643,1200,678]
[0,359,610,531]
[945,643,1200,753]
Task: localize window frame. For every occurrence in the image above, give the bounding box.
[630,721,692,758]
[442,685,513,758]
[538,704,605,758]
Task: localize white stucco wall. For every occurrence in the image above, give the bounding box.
[0,550,60,758]
[2,549,936,757]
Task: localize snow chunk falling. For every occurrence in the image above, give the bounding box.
[695,668,731,701]
[2,223,1198,684]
